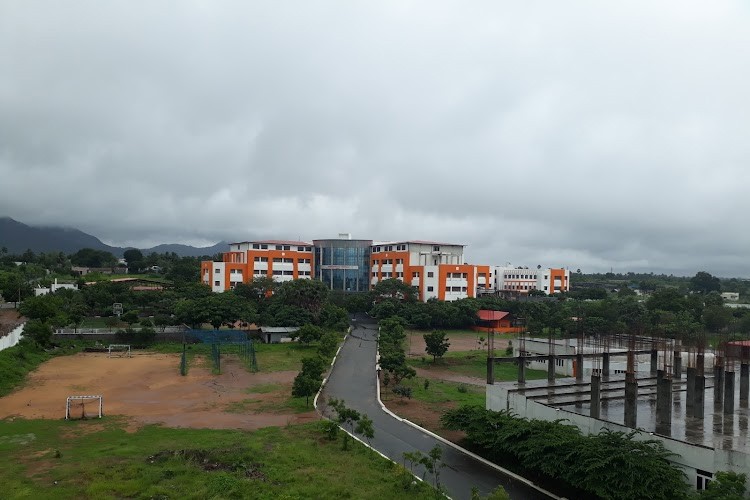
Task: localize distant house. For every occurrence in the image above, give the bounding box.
[34,279,78,296]
[71,266,115,276]
[722,292,740,302]
[259,326,299,344]
[473,310,524,334]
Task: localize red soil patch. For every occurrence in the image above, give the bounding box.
[407,331,510,358]
[0,352,317,431]
[384,397,466,444]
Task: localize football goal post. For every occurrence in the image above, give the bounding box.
[108,344,131,357]
[65,395,103,420]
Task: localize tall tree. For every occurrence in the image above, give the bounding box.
[690,271,721,294]
[423,330,450,362]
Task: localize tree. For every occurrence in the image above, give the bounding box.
[296,323,323,345]
[275,279,329,319]
[292,372,320,406]
[318,331,339,358]
[698,471,746,499]
[19,295,62,323]
[423,331,450,363]
[354,414,375,446]
[121,310,139,326]
[690,271,721,294]
[371,278,417,303]
[300,356,326,380]
[23,319,53,346]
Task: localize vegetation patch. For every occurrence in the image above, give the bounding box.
[0,418,437,499]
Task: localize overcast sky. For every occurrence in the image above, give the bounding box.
[1,1,749,277]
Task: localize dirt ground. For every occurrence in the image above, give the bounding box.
[407,331,510,357]
[0,309,23,336]
[0,352,317,431]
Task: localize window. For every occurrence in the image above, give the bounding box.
[544,286,548,290]
[452,286,461,292]
[254,269,267,275]
[372,272,376,277]
[396,259,403,264]
[260,244,268,249]
[275,245,282,250]
[252,244,260,249]
[254,256,268,262]
[427,286,434,292]
[397,272,403,278]
[272,270,283,275]
[413,271,420,278]
[273,258,282,263]
[283,258,293,263]
[427,271,434,278]
[697,470,713,491]
[283,270,294,275]
[298,258,311,264]
[214,268,220,274]
[462,273,468,278]
[386,245,393,251]
[214,281,220,286]
[462,287,467,292]
[283,245,291,251]
[433,246,440,251]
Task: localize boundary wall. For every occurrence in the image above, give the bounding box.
[0,323,25,351]
[488,384,750,490]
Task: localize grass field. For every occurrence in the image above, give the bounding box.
[0,418,436,499]
[409,350,549,381]
[385,376,485,408]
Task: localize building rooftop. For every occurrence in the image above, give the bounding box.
[375,240,465,247]
[229,240,312,246]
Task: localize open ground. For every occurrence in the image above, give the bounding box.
[0,351,316,430]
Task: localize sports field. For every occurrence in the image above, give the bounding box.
[0,351,316,430]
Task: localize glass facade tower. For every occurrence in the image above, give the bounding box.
[313,238,373,292]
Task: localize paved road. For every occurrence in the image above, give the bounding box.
[320,317,556,500]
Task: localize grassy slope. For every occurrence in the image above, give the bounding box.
[0,419,435,500]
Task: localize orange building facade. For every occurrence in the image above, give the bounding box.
[201,240,313,292]
[370,240,493,302]
[201,237,569,301]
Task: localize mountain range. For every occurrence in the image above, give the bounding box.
[0,217,228,257]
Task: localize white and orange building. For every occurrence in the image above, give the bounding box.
[201,236,569,299]
[201,240,313,293]
[370,240,492,302]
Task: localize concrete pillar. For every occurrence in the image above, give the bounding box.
[602,352,610,378]
[741,363,749,405]
[576,353,584,381]
[517,356,525,384]
[694,374,706,419]
[714,366,724,406]
[673,350,682,380]
[650,350,658,376]
[697,353,705,377]
[656,375,672,429]
[724,370,735,414]
[624,374,638,428]
[686,366,696,416]
[547,355,555,382]
[486,357,494,385]
[590,374,601,419]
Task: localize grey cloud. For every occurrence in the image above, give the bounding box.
[1,1,749,276]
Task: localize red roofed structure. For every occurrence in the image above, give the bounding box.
[473,309,523,334]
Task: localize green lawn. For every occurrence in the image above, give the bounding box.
[0,418,436,499]
[387,376,486,408]
[408,350,549,381]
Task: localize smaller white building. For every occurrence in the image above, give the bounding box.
[34,279,78,296]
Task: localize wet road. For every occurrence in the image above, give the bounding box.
[319,318,557,500]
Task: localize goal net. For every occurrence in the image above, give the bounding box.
[65,395,103,420]
[108,344,131,357]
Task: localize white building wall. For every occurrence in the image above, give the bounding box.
[423,265,439,301]
[211,262,225,292]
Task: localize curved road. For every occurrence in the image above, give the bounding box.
[319,317,556,500]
